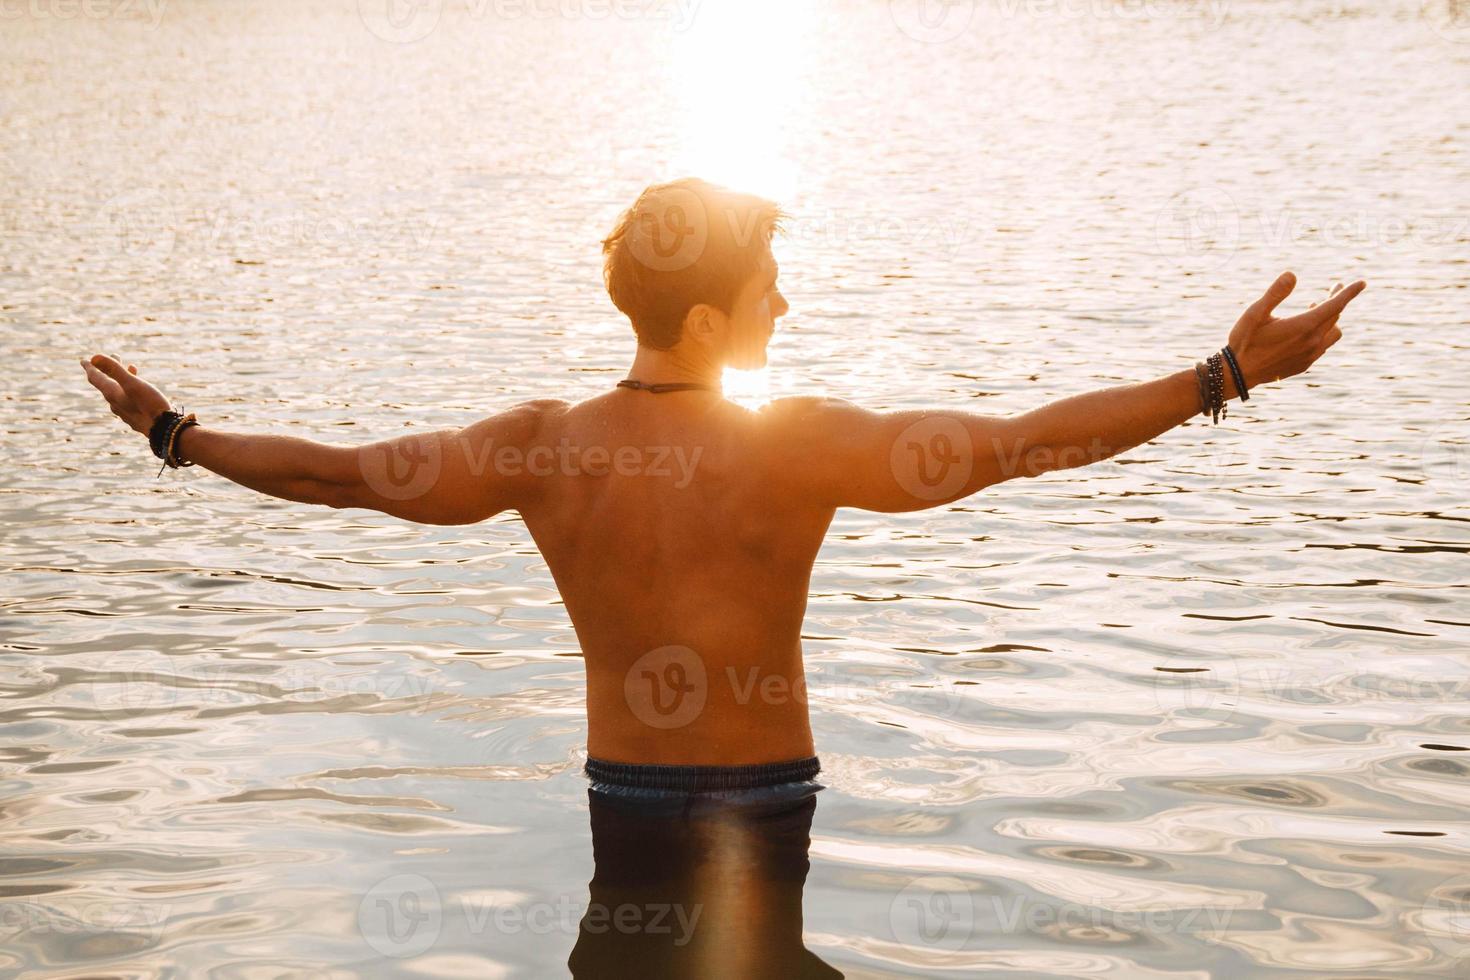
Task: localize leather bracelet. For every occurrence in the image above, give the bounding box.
[149,410,183,460]
[1221,345,1249,402]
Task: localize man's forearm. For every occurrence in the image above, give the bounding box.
[1006,364,1243,478]
[173,425,350,505]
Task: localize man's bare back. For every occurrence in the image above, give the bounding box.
[81,178,1365,768]
[522,389,832,764]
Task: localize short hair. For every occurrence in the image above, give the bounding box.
[602,178,783,350]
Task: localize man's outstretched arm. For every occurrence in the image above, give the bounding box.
[78,353,559,525]
[783,272,1366,512]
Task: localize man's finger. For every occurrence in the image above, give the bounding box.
[81,359,126,402]
[89,352,146,391]
[1250,271,1297,319]
[1313,279,1366,322]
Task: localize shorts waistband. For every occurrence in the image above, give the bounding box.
[584,755,821,792]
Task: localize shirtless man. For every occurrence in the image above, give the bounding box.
[80,178,1366,785]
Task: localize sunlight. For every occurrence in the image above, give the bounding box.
[670,0,813,202]
[722,365,772,410]
[674,0,811,411]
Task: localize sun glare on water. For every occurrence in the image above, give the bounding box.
[670,0,813,202]
[672,0,813,411]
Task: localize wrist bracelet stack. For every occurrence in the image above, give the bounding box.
[1194,345,1251,425]
[148,409,200,476]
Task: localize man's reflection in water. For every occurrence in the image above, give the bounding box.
[568,782,843,979]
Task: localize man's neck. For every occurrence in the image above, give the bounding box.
[625,345,723,390]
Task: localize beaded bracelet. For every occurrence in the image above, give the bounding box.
[1207,352,1226,424]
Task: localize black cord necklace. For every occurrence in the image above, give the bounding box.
[617,379,719,394]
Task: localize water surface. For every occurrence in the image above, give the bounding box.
[2,0,1469,975]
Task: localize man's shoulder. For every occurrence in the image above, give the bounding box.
[466,398,572,445]
[508,397,575,420]
[758,394,873,432]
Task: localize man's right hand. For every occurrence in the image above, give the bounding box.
[80,354,173,437]
[1226,272,1366,389]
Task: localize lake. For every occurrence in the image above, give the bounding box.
[2,0,1469,975]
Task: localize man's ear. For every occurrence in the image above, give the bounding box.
[683,303,720,343]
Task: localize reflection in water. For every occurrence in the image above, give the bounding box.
[569,787,840,979]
